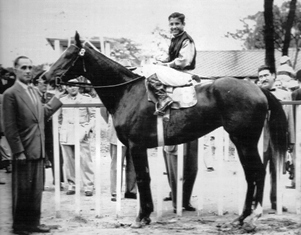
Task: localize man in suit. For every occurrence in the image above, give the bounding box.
[59,78,95,196]
[289,69,301,188]
[3,56,62,234]
[258,65,295,211]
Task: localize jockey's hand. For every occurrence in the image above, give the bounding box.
[154,61,168,66]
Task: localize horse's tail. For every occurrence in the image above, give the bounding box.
[261,88,288,157]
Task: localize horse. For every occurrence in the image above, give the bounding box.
[44,32,287,231]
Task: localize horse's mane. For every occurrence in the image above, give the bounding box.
[84,42,138,80]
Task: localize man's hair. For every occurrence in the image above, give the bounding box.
[258,65,273,74]
[14,56,30,67]
[168,12,185,24]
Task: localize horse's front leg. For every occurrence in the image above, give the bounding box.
[129,144,153,228]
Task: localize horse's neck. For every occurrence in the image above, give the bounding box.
[97,79,146,116]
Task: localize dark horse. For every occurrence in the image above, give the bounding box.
[44,32,287,231]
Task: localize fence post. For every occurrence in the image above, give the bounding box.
[216,127,224,216]
[176,144,184,216]
[52,111,61,218]
[295,105,301,214]
[116,139,123,217]
[74,108,81,215]
[197,136,205,215]
[94,108,102,217]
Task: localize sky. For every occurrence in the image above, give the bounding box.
[0,0,286,68]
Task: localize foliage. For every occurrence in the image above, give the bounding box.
[108,38,143,66]
[225,1,301,50]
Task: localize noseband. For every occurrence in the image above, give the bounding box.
[56,47,145,89]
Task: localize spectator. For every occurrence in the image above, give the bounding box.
[258,65,295,211]
[289,69,301,188]
[59,78,95,196]
[2,56,62,234]
[1,69,15,94]
[32,71,65,189]
[277,55,296,90]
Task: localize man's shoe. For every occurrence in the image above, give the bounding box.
[13,225,30,235]
[66,190,75,195]
[173,204,196,213]
[27,224,51,233]
[271,203,288,212]
[163,196,172,201]
[207,167,214,172]
[85,191,93,197]
[184,204,196,211]
[13,229,30,235]
[124,192,137,199]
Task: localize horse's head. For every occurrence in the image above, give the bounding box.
[44,31,87,87]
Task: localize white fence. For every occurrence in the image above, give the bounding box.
[51,102,301,218]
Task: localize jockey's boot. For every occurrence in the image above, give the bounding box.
[148,74,173,115]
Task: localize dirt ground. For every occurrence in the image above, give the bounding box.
[1,147,301,235]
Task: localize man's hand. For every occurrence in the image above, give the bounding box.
[54,87,65,99]
[153,61,168,67]
[15,152,26,165]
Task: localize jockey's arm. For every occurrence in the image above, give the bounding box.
[165,39,195,70]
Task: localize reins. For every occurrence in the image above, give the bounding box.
[56,47,145,89]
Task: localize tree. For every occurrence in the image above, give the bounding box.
[108,37,144,66]
[264,0,276,72]
[226,1,300,51]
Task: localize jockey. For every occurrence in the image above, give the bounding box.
[143,12,197,115]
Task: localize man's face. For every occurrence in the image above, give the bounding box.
[169,17,185,37]
[66,84,79,97]
[37,79,48,94]
[14,58,33,85]
[258,69,275,89]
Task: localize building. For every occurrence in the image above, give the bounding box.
[46,37,301,80]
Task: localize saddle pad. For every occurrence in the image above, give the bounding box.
[169,85,197,109]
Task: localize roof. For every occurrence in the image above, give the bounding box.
[193,50,301,78]
[46,36,115,50]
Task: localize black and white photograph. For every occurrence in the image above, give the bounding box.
[0,0,300,234]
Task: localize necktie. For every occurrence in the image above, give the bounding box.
[28,86,37,106]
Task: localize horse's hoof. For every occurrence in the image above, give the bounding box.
[141,217,151,225]
[230,218,243,227]
[131,221,142,229]
[242,222,256,232]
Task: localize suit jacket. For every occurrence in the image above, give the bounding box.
[292,88,301,101]
[2,81,62,160]
[264,87,295,152]
[59,93,95,144]
[0,94,3,134]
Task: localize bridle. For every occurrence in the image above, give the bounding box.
[55,46,145,89]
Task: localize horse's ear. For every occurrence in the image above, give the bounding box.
[75,31,82,48]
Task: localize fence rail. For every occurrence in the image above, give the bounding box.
[52,102,301,218]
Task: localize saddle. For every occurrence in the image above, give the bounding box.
[146,81,198,116]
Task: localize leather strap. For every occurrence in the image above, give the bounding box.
[157,116,164,146]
